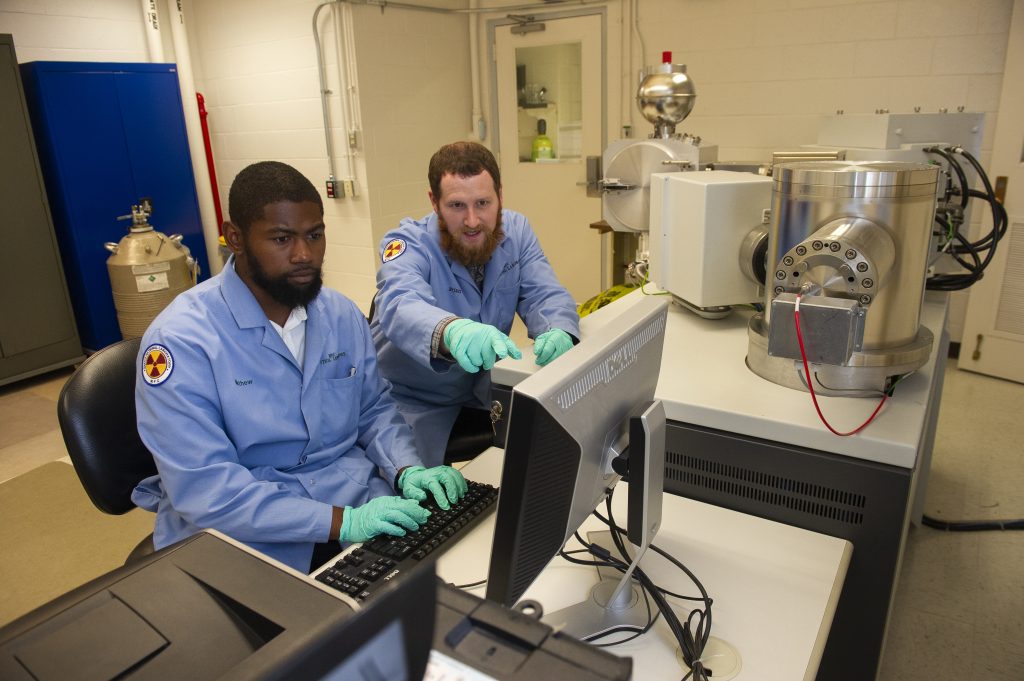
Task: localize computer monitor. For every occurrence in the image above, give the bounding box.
[0,531,434,681]
[485,296,669,638]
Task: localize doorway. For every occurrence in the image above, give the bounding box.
[490,11,605,303]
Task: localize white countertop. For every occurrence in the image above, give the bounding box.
[494,289,948,469]
[437,447,852,681]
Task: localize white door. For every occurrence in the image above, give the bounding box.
[493,13,604,303]
[959,0,1024,383]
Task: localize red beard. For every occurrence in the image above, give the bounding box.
[438,211,505,267]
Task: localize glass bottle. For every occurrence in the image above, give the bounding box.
[531,119,554,161]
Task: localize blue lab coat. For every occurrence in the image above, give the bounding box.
[132,258,422,572]
[371,209,580,465]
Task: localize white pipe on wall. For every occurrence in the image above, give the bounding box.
[141,0,164,62]
[341,3,362,148]
[165,0,222,275]
[329,3,355,181]
[469,0,485,141]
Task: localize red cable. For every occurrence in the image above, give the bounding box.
[793,295,887,436]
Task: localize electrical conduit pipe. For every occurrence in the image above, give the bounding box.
[165,0,223,275]
[141,0,164,62]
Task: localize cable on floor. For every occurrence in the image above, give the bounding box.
[921,515,1024,531]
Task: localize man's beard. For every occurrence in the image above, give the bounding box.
[247,253,323,309]
[439,212,505,267]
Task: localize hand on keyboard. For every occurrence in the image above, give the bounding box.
[399,465,468,510]
[317,481,499,602]
[340,495,431,544]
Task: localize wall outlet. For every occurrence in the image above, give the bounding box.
[343,180,356,198]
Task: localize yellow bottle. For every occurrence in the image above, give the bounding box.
[531,119,554,161]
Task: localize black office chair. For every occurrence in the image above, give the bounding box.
[444,407,495,464]
[57,336,157,565]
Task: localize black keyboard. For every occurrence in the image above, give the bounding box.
[315,480,498,601]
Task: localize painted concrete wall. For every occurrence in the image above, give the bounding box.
[0,0,473,312]
[2,0,1014,329]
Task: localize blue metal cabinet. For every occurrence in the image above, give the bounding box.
[20,62,209,351]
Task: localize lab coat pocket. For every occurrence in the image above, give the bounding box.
[320,371,360,449]
[491,283,520,319]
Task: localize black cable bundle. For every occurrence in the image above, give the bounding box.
[921,514,1024,532]
[558,491,716,680]
[924,146,1008,291]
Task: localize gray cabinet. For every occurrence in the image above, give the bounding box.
[0,34,83,386]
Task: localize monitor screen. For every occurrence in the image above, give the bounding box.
[485,296,669,607]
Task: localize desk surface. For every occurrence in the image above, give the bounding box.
[437,447,852,681]
[495,289,948,469]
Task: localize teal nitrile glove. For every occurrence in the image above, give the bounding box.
[533,328,574,366]
[443,319,522,373]
[339,495,430,544]
[399,465,468,511]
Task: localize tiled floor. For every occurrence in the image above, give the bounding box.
[0,367,75,484]
[876,363,1024,681]
[1,359,1022,678]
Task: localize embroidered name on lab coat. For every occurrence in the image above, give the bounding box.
[449,286,462,294]
[234,379,253,386]
[500,260,520,275]
[320,351,347,365]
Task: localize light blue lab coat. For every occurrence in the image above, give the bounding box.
[132,258,422,572]
[371,209,580,465]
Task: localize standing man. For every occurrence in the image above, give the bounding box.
[371,141,580,466]
[133,161,466,573]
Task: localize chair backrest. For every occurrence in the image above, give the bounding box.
[57,337,157,515]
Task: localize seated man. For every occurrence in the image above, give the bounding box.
[371,141,580,466]
[133,161,465,573]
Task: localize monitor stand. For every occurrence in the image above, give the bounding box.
[545,534,653,638]
[555,531,742,680]
[544,400,665,640]
[543,400,742,679]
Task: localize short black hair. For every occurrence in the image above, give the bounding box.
[228,161,323,231]
[428,141,501,199]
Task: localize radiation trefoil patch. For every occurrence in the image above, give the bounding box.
[382,238,407,263]
[142,344,174,386]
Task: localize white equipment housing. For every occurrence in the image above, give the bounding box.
[808,112,983,162]
[649,171,772,310]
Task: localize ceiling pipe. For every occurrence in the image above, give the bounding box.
[165,0,223,275]
[344,0,607,14]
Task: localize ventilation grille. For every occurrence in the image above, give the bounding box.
[508,417,579,603]
[555,315,666,411]
[666,450,866,525]
[995,217,1024,336]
